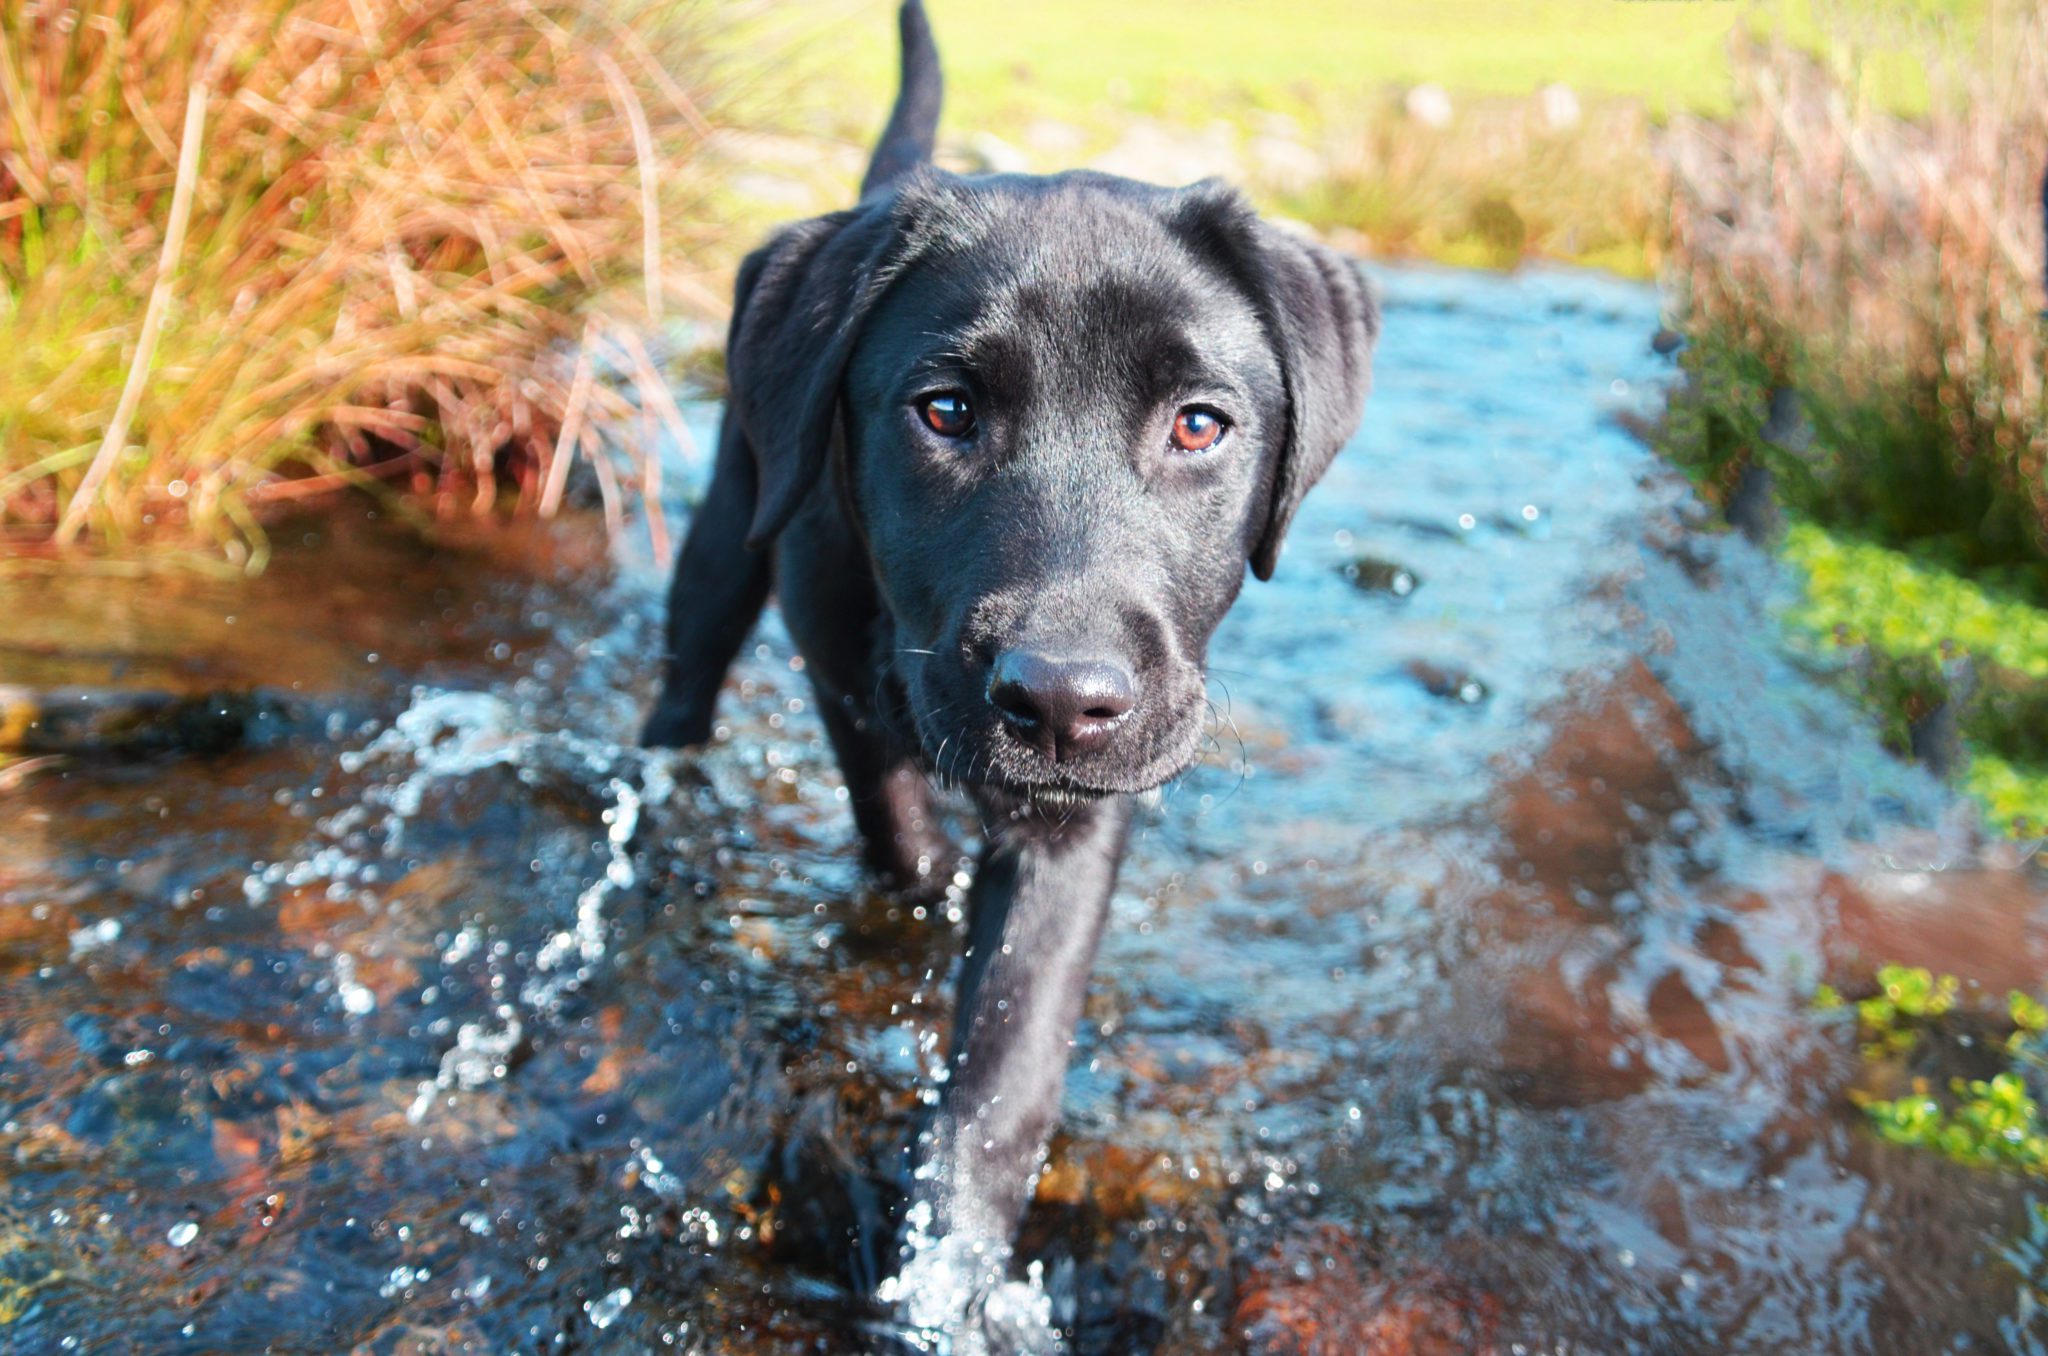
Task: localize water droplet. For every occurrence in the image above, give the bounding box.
[69,918,122,956]
[587,1285,633,1329]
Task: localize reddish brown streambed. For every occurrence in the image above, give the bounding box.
[3,264,2045,1354]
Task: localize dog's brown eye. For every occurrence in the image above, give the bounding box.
[919,392,975,438]
[1169,407,1226,453]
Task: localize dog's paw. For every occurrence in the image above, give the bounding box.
[877,1242,1064,1355]
[971,1277,1063,1355]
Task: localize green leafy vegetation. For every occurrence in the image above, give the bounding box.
[1768,525,2048,834]
[1864,1072,2048,1173]
[1965,757,2048,839]
[1783,528,2048,681]
[1819,967,2048,1175]
[1815,962,1960,1058]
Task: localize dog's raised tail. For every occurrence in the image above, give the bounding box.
[860,1,942,197]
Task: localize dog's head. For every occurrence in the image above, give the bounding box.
[728,170,1377,803]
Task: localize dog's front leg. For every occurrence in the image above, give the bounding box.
[886,796,1133,1351]
[640,412,773,750]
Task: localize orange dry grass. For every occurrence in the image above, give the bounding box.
[1666,4,2048,550]
[0,0,724,566]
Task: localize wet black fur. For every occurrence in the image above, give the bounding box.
[642,3,1377,1346]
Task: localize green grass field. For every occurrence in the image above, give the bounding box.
[738,0,1747,131]
[732,0,1974,139]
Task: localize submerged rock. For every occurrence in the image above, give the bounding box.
[1235,1224,1501,1355]
[1404,661,1488,705]
[0,684,293,755]
[1340,557,1421,598]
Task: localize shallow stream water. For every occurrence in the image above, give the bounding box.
[5,264,2047,1354]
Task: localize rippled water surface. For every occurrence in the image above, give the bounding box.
[5,264,2047,1354]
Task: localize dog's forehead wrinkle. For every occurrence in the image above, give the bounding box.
[909,177,1208,288]
[935,275,1261,406]
[870,184,1280,410]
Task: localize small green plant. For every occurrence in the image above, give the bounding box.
[1819,967,2048,1176]
[1863,1073,2048,1173]
[1821,963,1959,1058]
[1830,979,2048,1336]
[1966,756,2048,841]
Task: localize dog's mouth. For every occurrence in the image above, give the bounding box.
[913,725,1133,795]
[906,696,1207,803]
[972,777,1118,814]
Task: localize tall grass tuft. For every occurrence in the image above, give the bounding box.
[1663,2,2048,832]
[1,0,726,566]
[1664,3,2048,581]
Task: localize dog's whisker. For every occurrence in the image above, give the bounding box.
[1204,671,1237,717]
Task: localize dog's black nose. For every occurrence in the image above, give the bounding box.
[987,651,1137,761]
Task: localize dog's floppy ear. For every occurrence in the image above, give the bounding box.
[1248,226,1380,580]
[1170,182,1380,580]
[727,197,915,549]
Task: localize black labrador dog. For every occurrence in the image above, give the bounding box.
[643,2,1376,1346]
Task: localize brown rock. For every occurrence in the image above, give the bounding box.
[1493,658,1694,911]
[1817,863,2048,1001]
[1235,1225,1501,1356]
